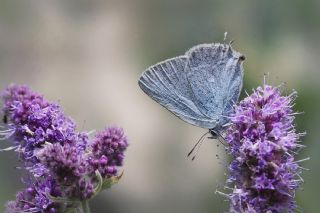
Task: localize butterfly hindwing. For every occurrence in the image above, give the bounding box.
[185,43,244,125]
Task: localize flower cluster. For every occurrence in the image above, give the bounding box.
[36,143,91,199]
[224,85,305,213]
[89,127,128,178]
[0,84,129,213]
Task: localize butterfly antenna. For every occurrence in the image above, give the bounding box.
[190,142,203,161]
[187,131,210,161]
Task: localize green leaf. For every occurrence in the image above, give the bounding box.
[101,171,123,190]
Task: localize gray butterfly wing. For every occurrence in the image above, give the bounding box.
[138,56,217,128]
[185,43,244,126]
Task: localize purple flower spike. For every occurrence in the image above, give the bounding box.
[225,85,305,213]
[90,127,129,178]
[1,84,129,212]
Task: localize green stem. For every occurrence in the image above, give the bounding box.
[81,200,91,213]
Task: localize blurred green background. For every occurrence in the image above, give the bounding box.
[0,0,319,212]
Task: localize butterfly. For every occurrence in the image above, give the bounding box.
[138,43,245,159]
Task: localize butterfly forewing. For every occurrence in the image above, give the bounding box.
[138,56,217,128]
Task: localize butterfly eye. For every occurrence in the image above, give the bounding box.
[239,55,246,61]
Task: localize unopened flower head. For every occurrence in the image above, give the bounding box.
[224,85,305,212]
[89,127,129,178]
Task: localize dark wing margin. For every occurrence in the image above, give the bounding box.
[138,56,217,129]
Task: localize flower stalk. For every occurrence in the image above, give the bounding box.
[81,200,90,213]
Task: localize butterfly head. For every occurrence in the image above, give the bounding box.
[209,129,219,139]
[239,55,246,62]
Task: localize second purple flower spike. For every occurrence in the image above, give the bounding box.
[223,84,306,212]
